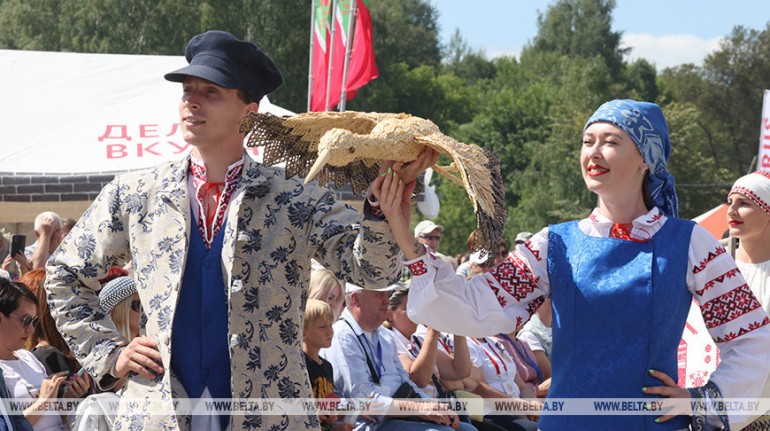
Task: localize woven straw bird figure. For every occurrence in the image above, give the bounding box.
[242,111,507,250]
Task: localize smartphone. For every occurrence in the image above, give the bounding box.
[10,234,25,257]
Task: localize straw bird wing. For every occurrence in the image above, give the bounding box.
[242,111,507,250]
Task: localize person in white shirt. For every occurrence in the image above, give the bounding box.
[725,170,770,431]
[385,287,471,398]
[0,279,88,431]
[376,99,770,431]
[321,282,475,431]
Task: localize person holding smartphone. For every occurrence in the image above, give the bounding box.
[1,235,29,281]
[0,279,89,430]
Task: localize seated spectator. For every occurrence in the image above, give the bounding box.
[0,279,89,430]
[303,299,352,431]
[67,272,133,431]
[455,231,481,278]
[1,367,34,431]
[512,232,532,247]
[493,241,509,266]
[414,220,447,260]
[515,298,552,381]
[464,337,538,431]
[19,270,46,351]
[27,269,84,378]
[18,271,44,297]
[497,333,549,398]
[309,267,346,321]
[24,212,63,270]
[99,276,141,344]
[467,251,494,278]
[1,235,29,281]
[321,282,476,431]
[385,288,471,398]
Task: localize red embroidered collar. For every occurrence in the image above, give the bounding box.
[189,157,244,249]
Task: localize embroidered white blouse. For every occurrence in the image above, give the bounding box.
[406,207,770,429]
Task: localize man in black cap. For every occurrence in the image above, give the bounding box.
[47,30,437,430]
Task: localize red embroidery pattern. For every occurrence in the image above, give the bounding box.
[646,212,663,223]
[407,260,428,276]
[731,186,770,214]
[695,268,741,296]
[488,280,507,307]
[700,284,762,329]
[526,295,545,319]
[490,255,539,302]
[692,246,727,274]
[191,160,243,249]
[713,317,770,343]
[524,241,542,262]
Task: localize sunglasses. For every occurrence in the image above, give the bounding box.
[420,235,441,241]
[7,313,40,329]
[130,300,142,313]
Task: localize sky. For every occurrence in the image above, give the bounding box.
[432,0,770,69]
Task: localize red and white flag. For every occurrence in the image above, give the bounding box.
[310,0,333,112]
[310,0,378,111]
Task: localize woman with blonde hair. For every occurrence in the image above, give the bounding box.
[308,267,345,321]
[99,276,141,341]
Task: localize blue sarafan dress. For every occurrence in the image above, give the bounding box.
[540,219,693,430]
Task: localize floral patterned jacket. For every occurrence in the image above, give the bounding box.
[45,154,402,430]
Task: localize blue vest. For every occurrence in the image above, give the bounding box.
[540,218,694,430]
[171,218,231,427]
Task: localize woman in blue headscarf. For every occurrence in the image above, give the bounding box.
[374,100,770,431]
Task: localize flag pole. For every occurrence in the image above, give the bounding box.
[338,0,358,112]
[324,0,338,111]
[307,0,317,112]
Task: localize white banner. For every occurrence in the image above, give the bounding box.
[0,50,293,174]
[759,90,770,171]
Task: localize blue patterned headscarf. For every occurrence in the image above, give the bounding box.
[584,99,678,218]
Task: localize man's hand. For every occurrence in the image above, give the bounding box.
[113,336,164,380]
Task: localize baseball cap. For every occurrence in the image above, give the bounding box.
[469,250,492,266]
[414,220,444,237]
[514,232,533,244]
[345,282,402,294]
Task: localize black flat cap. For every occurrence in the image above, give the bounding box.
[165,30,283,103]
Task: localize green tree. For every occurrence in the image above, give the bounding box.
[527,0,628,79]
[659,24,770,175]
[623,58,658,102]
[442,29,497,85]
[664,102,734,219]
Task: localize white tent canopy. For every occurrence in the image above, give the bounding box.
[0,49,293,174]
